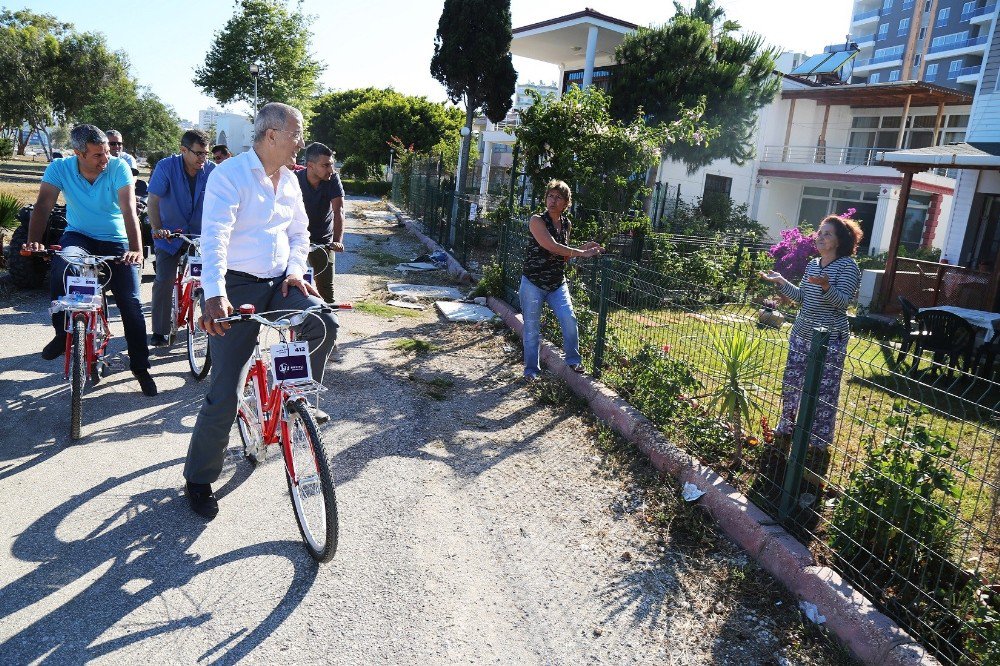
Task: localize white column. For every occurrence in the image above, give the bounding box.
[582,26,599,89]
[479,141,493,197]
[750,176,771,225]
[870,184,900,254]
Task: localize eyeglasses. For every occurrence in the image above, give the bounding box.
[213,155,226,163]
[108,142,122,147]
[270,128,304,143]
[186,149,210,158]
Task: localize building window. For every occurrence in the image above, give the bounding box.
[914,53,921,66]
[962,1,977,18]
[883,0,894,9]
[919,27,926,40]
[870,72,882,83]
[703,174,732,199]
[937,7,951,26]
[949,60,962,73]
[898,18,911,36]
[902,0,915,8]
[877,23,889,40]
[889,69,901,81]
[925,0,931,11]
[925,62,939,78]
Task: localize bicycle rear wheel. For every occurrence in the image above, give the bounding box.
[168,284,179,346]
[285,399,338,562]
[236,362,264,464]
[187,287,211,379]
[90,311,108,385]
[70,317,86,440]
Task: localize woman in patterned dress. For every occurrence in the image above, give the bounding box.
[519,180,604,379]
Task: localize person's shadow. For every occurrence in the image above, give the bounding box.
[0,458,317,663]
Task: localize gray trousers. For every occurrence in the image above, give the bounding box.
[183,272,338,484]
[307,245,335,304]
[152,248,182,336]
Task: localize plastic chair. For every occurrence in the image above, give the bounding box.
[897,296,928,363]
[912,310,977,373]
[972,335,1000,379]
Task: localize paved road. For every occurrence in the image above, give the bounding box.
[0,199,848,665]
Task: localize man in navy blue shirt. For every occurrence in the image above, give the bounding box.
[147,129,215,346]
[295,142,344,305]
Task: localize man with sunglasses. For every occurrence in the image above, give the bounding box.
[106,130,137,171]
[211,144,231,164]
[147,129,216,346]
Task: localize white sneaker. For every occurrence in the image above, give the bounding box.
[328,342,343,363]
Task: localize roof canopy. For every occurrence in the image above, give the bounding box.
[781,80,972,108]
[511,9,637,68]
[877,142,1000,169]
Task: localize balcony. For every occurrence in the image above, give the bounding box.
[964,3,997,23]
[761,144,884,167]
[853,53,904,71]
[852,8,881,24]
[951,64,983,82]
[926,34,990,59]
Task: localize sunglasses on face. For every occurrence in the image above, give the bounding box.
[108,142,122,147]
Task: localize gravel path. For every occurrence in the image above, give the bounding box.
[0,198,855,664]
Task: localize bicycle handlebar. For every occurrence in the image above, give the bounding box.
[214,302,353,329]
[161,231,200,245]
[20,247,123,265]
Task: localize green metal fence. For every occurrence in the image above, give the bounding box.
[495,214,1000,665]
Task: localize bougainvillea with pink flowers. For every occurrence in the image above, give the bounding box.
[768,227,817,282]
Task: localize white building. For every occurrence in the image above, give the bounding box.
[197,108,253,154]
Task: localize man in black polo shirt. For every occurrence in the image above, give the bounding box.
[295,142,344,305]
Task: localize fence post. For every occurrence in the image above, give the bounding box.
[779,327,830,522]
[593,255,612,378]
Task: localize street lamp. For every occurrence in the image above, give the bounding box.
[249,63,261,120]
[387,148,395,181]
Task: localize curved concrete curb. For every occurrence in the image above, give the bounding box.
[487,295,940,666]
[386,203,472,283]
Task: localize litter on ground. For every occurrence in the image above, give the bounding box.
[435,301,496,322]
[387,300,426,310]
[681,483,706,502]
[388,283,464,300]
[395,262,440,273]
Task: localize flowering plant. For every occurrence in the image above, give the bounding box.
[761,297,779,310]
[768,227,817,283]
[840,207,857,219]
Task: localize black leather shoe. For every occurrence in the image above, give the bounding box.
[41,335,66,361]
[133,369,158,396]
[186,482,219,519]
[149,333,169,347]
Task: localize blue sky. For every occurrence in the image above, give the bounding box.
[22,0,853,122]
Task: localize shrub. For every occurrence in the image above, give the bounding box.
[601,343,702,425]
[0,137,13,161]
[469,261,503,298]
[830,405,962,588]
[145,150,168,171]
[341,179,391,197]
[0,193,21,230]
[768,226,816,283]
[339,155,372,180]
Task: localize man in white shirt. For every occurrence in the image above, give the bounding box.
[106,130,138,171]
[183,102,338,519]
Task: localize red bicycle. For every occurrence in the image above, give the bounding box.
[22,246,118,440]
[161,231,210,378]
[217,301,351,562]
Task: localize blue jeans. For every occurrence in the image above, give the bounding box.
[519,275,580,377]
[50,231,150,371]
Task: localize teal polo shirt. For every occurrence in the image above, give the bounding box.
[41,156,133,243]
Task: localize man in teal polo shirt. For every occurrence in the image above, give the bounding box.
[147,129,215,346]
[23,124,157,396]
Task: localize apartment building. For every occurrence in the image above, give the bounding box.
[847,0,998,90]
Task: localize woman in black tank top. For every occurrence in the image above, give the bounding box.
[519,180,604,379]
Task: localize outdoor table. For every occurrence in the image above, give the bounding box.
[919,305,1000,343]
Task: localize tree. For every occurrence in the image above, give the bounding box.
[0,9,124,157]
[77,79,181,156]
[611,0,779,170]
[194,0,325,110]
[338,92,462,177]
[430,0,517,210]
[309,87,394,156]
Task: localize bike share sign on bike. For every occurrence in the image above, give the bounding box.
[271,341,311,385]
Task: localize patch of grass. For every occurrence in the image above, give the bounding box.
[393,337,438,355]
[353,300,421,318]
[359,247,407,266]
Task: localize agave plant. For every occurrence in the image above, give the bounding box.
[704,328,767,468]
[0,193,20,230]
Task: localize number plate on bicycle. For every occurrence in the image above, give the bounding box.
[270,341,312,386]
[188,255,203,278]
[66,275,98,296]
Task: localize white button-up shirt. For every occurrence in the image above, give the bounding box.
[199,149,310,300]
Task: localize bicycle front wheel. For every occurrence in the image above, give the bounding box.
[284,400,338,562]
[187,288,211,379]
[236,362,264,464]
[70,317,86,440]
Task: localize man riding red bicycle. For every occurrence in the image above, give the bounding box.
[184,102,338,520]
[23,124,157,397]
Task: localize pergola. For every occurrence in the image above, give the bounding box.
[780,81,972,152]
[877,141,1000,310]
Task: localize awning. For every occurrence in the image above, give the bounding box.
[781,80,972,107]
[876,142,1000,169]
